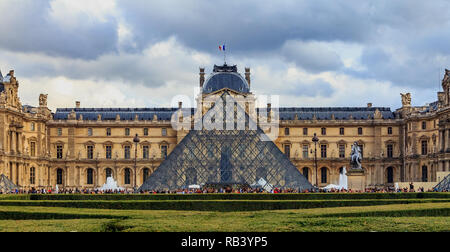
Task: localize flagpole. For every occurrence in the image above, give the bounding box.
[224,45,226,64]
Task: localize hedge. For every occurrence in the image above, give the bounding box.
[0,211,126,220]
[0,199,448,211]
[27,192,450,201]
[0,195,30,200]
[310,208,450,218]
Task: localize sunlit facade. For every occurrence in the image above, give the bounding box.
[1,66,450,190]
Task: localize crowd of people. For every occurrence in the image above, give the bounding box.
[0,182,445,194]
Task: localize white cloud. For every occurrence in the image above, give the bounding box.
[48,0,117,28]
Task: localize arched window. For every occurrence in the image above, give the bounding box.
[321,167,328,184]
[422,166,428,182]
[124,168,131,185]
[143,168,150,182]
[56,169,63,185]
[105,168,112,180]
[387,167,394,183]
[302,167,309,181]
[30,167,35,185]
[87,168,94,185]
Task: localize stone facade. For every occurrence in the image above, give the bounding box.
[1,66,450,190]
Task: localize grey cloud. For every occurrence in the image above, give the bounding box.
[281,40,343,73]
[0,0,118,59]
[116,0,376,54]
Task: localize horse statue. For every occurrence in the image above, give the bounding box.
[350,142,362,170]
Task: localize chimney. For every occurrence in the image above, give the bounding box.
[9,70,14,77]
[76,101,80,108]
[245,68,251,88]
[199,68,205,88]
[178,101,182,109]
[367,103,372,108]
[267,103,271,122]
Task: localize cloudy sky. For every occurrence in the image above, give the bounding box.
[0,0,449,111]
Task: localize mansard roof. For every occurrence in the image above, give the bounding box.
[270,107,396,120]
[53,107,195,121]
[53,106,396,121]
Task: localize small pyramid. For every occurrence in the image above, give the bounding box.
[434,174,449,192]
[139,92,312,191]
[0,174,19,192]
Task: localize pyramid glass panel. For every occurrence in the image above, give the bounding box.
[433,174,449,192]
[139,92,313,191]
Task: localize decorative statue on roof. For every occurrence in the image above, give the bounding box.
[400,93,411,107]
[0,91,6,104]
[39,94,48,107]
[350,142,362,170]
[443,69,450,85]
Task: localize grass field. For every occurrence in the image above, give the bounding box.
[0,193,448,232]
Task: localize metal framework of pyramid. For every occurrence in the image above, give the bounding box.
[139,92,313,191]
[0,174,19,192]
[434,174,450,192]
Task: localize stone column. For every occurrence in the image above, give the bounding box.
[446,129,450,151]
[10,131,15,154]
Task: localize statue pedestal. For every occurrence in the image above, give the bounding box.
[346,169,366,192]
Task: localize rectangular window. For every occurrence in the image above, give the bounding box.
[30,167,35,185]
[358,127,363,135]
[31,123,35,131]
[143,145,149,159]
[339,144,345,158]
[88,128,93,136]
[421,140,428,155]
[302,145,309,159]
[303,128,308,136]
[56,145,63,159]
[339,128,344,135]
[30,142,36,157]
[422,121,427,130]
[106,128,111,136]
[87,146,94,159]
[144,128,149,136]
[161,145,168,159]
[57,128,62,136]
[125,128,130,136]
[162,128,167,136]
[284,145,291,158]
[321,128,326,136]
[284,128,290,136]
[106,146,112,159]
[321,145,327,158]
[124,146,131,159]
[387,144,393,158]
[387,127,393,135]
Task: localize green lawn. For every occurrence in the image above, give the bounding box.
[0,202,448,232]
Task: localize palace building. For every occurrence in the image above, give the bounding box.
[1,65,450,191]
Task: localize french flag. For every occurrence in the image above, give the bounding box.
[219,44,226,51]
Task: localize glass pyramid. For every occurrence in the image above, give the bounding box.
[139,92,313,191]
[434,174,449,192]
[0,174,19,193]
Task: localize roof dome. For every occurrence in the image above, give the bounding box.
[202,64,250,94]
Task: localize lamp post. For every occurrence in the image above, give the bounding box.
[133,134,140,193]
[312,133,319,190]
